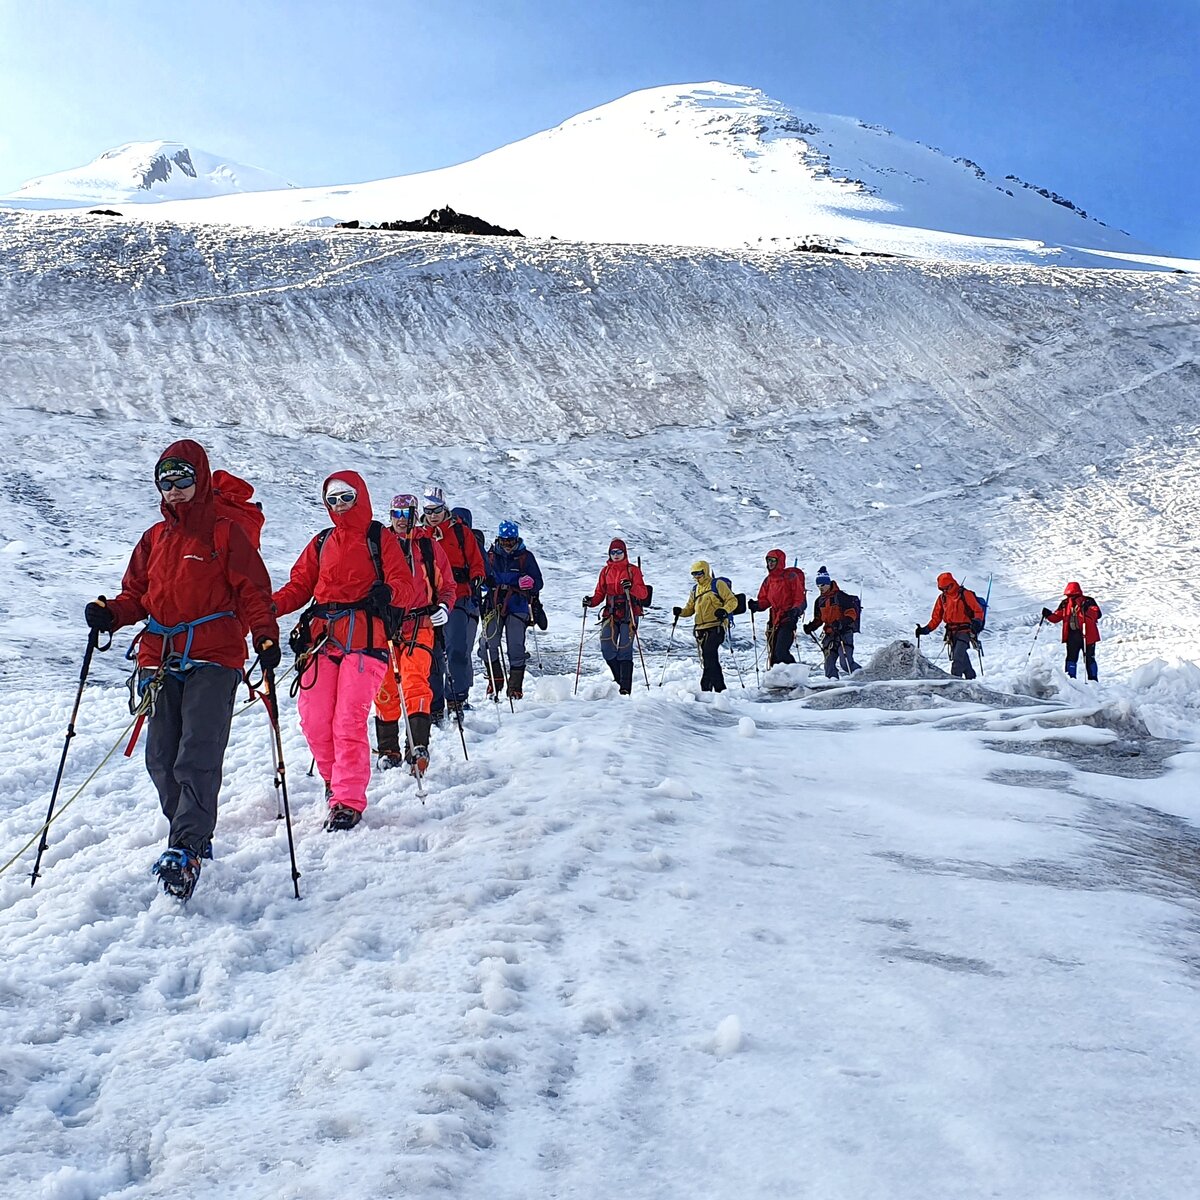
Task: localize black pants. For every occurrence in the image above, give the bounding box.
[696,627,726,692]
[145,665,241,855]
[946,629,976,679]
[1065,632,1098,680]
[767,613,798,666]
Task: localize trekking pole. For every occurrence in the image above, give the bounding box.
[1024,615,1045,666]
[31,624,111,886]
[973,635,985,678]
[658,617,679,686]
[386,636,426,800]
[749,611,762,685]
[631,619,651,690]
[574,603,588,695]
[496,621,516,713]
[530,626,544,672]
[261,664,302,899]
[725,625,746,689]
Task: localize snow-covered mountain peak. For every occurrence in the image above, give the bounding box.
[0,140,295,208]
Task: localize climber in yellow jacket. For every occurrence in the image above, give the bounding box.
[673,560,737,692]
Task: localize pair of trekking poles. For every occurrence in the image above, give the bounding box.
[13,626,304,899]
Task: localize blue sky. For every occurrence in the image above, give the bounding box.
[2,0,1196,254]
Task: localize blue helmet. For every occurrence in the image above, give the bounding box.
[498,520,519,540]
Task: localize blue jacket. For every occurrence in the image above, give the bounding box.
[485,540,543,619]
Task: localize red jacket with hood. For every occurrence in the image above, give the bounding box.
[923,572,984,634]
[425,513,486,603]
[1047,593,1102,644]
[587,538,650,620]
[272,472,424,653]
[107,440,278,670]
[397,525,456,613]
[756,551,806,618]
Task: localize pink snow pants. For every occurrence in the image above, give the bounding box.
[298,650,389,813]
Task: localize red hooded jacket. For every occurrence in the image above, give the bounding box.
[425,514,486,603]
[756,551,806,618]
[397,525,456,614]
[1047,593,1102,644]
[923,572,984,634]
[107,440,278,670]
[273,472,424,653]
[587,538,650,620]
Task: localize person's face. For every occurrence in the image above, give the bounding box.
[423,504,447,526]
[498,536,519,552]
[391,505,414,534]
[609,547,625,561]
[766,556,780,570]
[819,583,832,596]
[157,475,196,506]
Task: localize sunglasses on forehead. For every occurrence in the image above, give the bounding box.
[325,490,356,507]
[157,476,196,493]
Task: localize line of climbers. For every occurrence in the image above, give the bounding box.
[78,441,1103,900]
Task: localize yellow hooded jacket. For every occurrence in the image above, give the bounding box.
[679,561,737,632]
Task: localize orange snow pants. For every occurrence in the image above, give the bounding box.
[375,623,435,719]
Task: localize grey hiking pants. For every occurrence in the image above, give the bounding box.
[479,609,529,670]
[144,664,241,855]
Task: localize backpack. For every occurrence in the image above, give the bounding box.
[960,586,986,634]
[707,577,747,617]
[841,591,862,634]
[315,520,384,583]
[783,566,807,612]
[212,470,265,550]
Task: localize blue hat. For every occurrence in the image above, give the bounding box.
[498,520,519,539]
[815,566,832,587]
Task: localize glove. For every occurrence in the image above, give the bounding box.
[254,636,282,671]
[582,596,593,609]
[366,581,392,616]
[714,607,727,620]
[672,606,682,619]
[803,620,818,635]
[85,599,114,632]
[1041,607,1053,620]
[621,578,632,592]
[747,598,760,613]
[518,574,535,591]
[429,603,450,627]
[915,625,926,638]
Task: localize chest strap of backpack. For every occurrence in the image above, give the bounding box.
[142,611,237,674]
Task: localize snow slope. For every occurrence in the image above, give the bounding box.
[6,84,1186,270]
[0,140,295,209]
[1,212,1199,1197]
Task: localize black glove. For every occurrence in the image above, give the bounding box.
[747,598,760,613]
[714,607,727,620]
[1041,607,1053,620]
[366,581,392,617]
[621,579,632,592]
[803,620,818,635]
[672,606,682,619]
[85,600,114,632]
[582,595,592,609]
[915,625,926,638]
[255,636,282,671]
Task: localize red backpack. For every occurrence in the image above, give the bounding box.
[212,470,266,550]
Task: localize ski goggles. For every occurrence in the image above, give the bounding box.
[157,475,196,493]
[391,507,416,521]
[609,548,626,559]
[325,489,357,507]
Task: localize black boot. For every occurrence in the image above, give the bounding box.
[375,716,404,770]
[607,658,621,682]
[507,665,525,700]
[486,659,505,699]
[406,712,432,776]
[618,661,633,695]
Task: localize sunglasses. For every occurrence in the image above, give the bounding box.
[391,508,415,521]
[325,490,356,507]
[766,557,780,567]
[691,570,706,577]
[157,476,196,493]
[423,504,446,516]
[609,549,625,558]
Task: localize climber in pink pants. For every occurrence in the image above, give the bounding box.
[298,652,389,814]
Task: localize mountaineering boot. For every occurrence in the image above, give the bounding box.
[1086,660,1099,682]
[323,778,333,803]
[324,804,362,832]
[1065,660,1078,679]
[618,661,634,695]
[406,713,433,778]
[607,659,622,683]
[507,665,525,700]
[153,847,202,900]
[375,716,404,770]
[486,659,505,700]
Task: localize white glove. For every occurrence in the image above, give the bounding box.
[429,604,450,627]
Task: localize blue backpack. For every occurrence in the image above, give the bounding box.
[705,577,747,618]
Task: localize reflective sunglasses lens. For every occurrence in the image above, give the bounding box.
[392,508,414,521]
[326,491,356,506]
[157,476,195,492]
